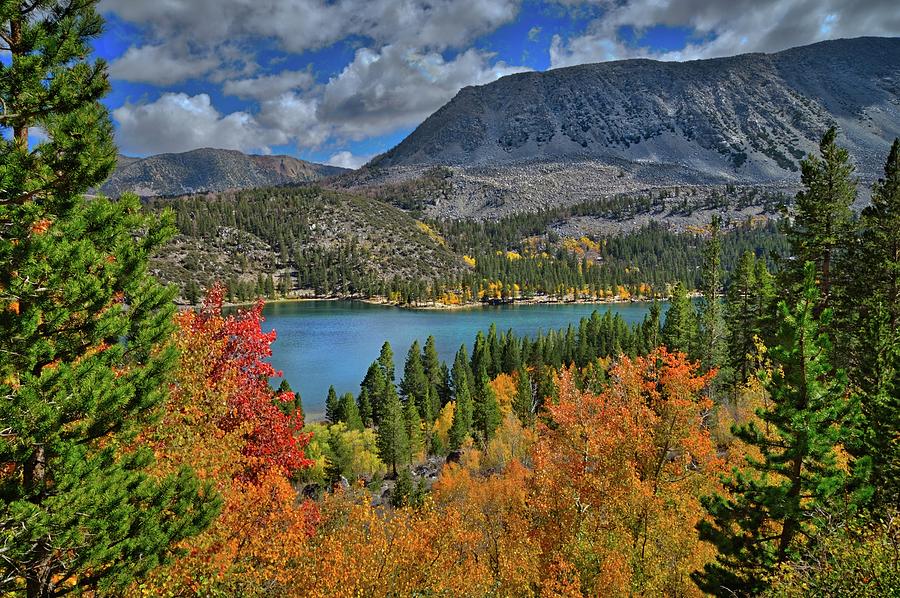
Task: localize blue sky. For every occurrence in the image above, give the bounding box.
[95,0,899,168]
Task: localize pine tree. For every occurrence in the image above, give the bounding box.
[725,251,759,385]
[513,366,534,426]
[473,365,501,442]
[0,3,217,594]
[360,361,387,425]
[641,301,662,352]
[357,387,373,428]
[662,281,697,357]
[403,399,423,463]
[786,126,856,313]
[325,385,339,424]
[400,340,431,423]
[391,467,414,508]
[422,335,442,390]
[378,341,395,383]
[695,264,855,595]
[338,392,363,430]
[449,346,474,447]
[698,216,727,390]
[376,385,409,477]
[848,138,900,509]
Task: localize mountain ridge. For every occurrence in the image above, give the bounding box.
[342,37,899,218]
[103,148,348,197]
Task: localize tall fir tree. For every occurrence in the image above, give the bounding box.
[725,251,760,385]
[325,385,339,424]
[0,2,217,595]
[698,215,727,391]
[400,340,431,423]
[422,334,442,392]
[376,386,409,477]
[847,138,900,509]
[377,341,395,384]
[695,264,855,596]
[513,366,534,426]
[473,364,502,442]
[403,399,424,463]
[662,281,697,357]
[785,126,856,315]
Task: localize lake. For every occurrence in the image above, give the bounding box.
[263,300,663,419]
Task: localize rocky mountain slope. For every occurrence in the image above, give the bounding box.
[103,148,348,197]
[343,37,899,218]
[148,186,464,302]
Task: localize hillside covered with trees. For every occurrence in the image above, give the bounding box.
[1,2,898,597]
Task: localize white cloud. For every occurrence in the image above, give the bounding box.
[549,0,900,68]
[112,93,282,155]
[528,26,542,42]
[109,44,219,85]
[223,69,315,101]
[318,44,531,138]
[326,150,373,169]
[101,0,522,66]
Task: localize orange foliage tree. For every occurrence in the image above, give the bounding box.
[530,348,722,596]
[134,285,316,595]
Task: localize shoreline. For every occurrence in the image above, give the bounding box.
[207,292,678,312]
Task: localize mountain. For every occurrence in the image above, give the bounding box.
[148,186,465,303]
[347,37,900,218]
[103,148,348,197]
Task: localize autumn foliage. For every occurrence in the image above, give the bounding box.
[135,285,316,594]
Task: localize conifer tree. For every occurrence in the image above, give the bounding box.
[726,251,760,385]
[513,366,534,426]
[356,387,373,428]
[400,340,431,423]
[0,2,217,594]
[338,392,363,430]
[376,387,409,477]
[361,361,388,425]
[786,127,856,313]
[451,346,474,438]
[695,264,855,596]
[473,365,501,442]
[325,385,339,424]
[403,399,423,463]
[699,216,727,389]
[848,138,900,508]
[641,301,662,352]
[422,335,442,390]
[662,281,697,357]
[378,341,395,383]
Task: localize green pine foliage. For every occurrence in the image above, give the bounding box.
[699,215,727,390]
[473,365,502,442]
[376,386,409,477]
[662,281,698,357]
[785,126,856,312]
[0,2,217,594]
[513,367,534,426]
[325,385,339,424]
[695,264,855,596]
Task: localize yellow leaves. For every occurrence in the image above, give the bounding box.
[415,220,446,246]
[7,300,19,315]
[432,402,455,451]
[462,254,477,268]
[490,373,517,410]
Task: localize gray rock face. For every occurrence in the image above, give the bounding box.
[372,37,900,182]
[102,148,348,197]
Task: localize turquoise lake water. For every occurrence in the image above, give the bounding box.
[262,300,663,419]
